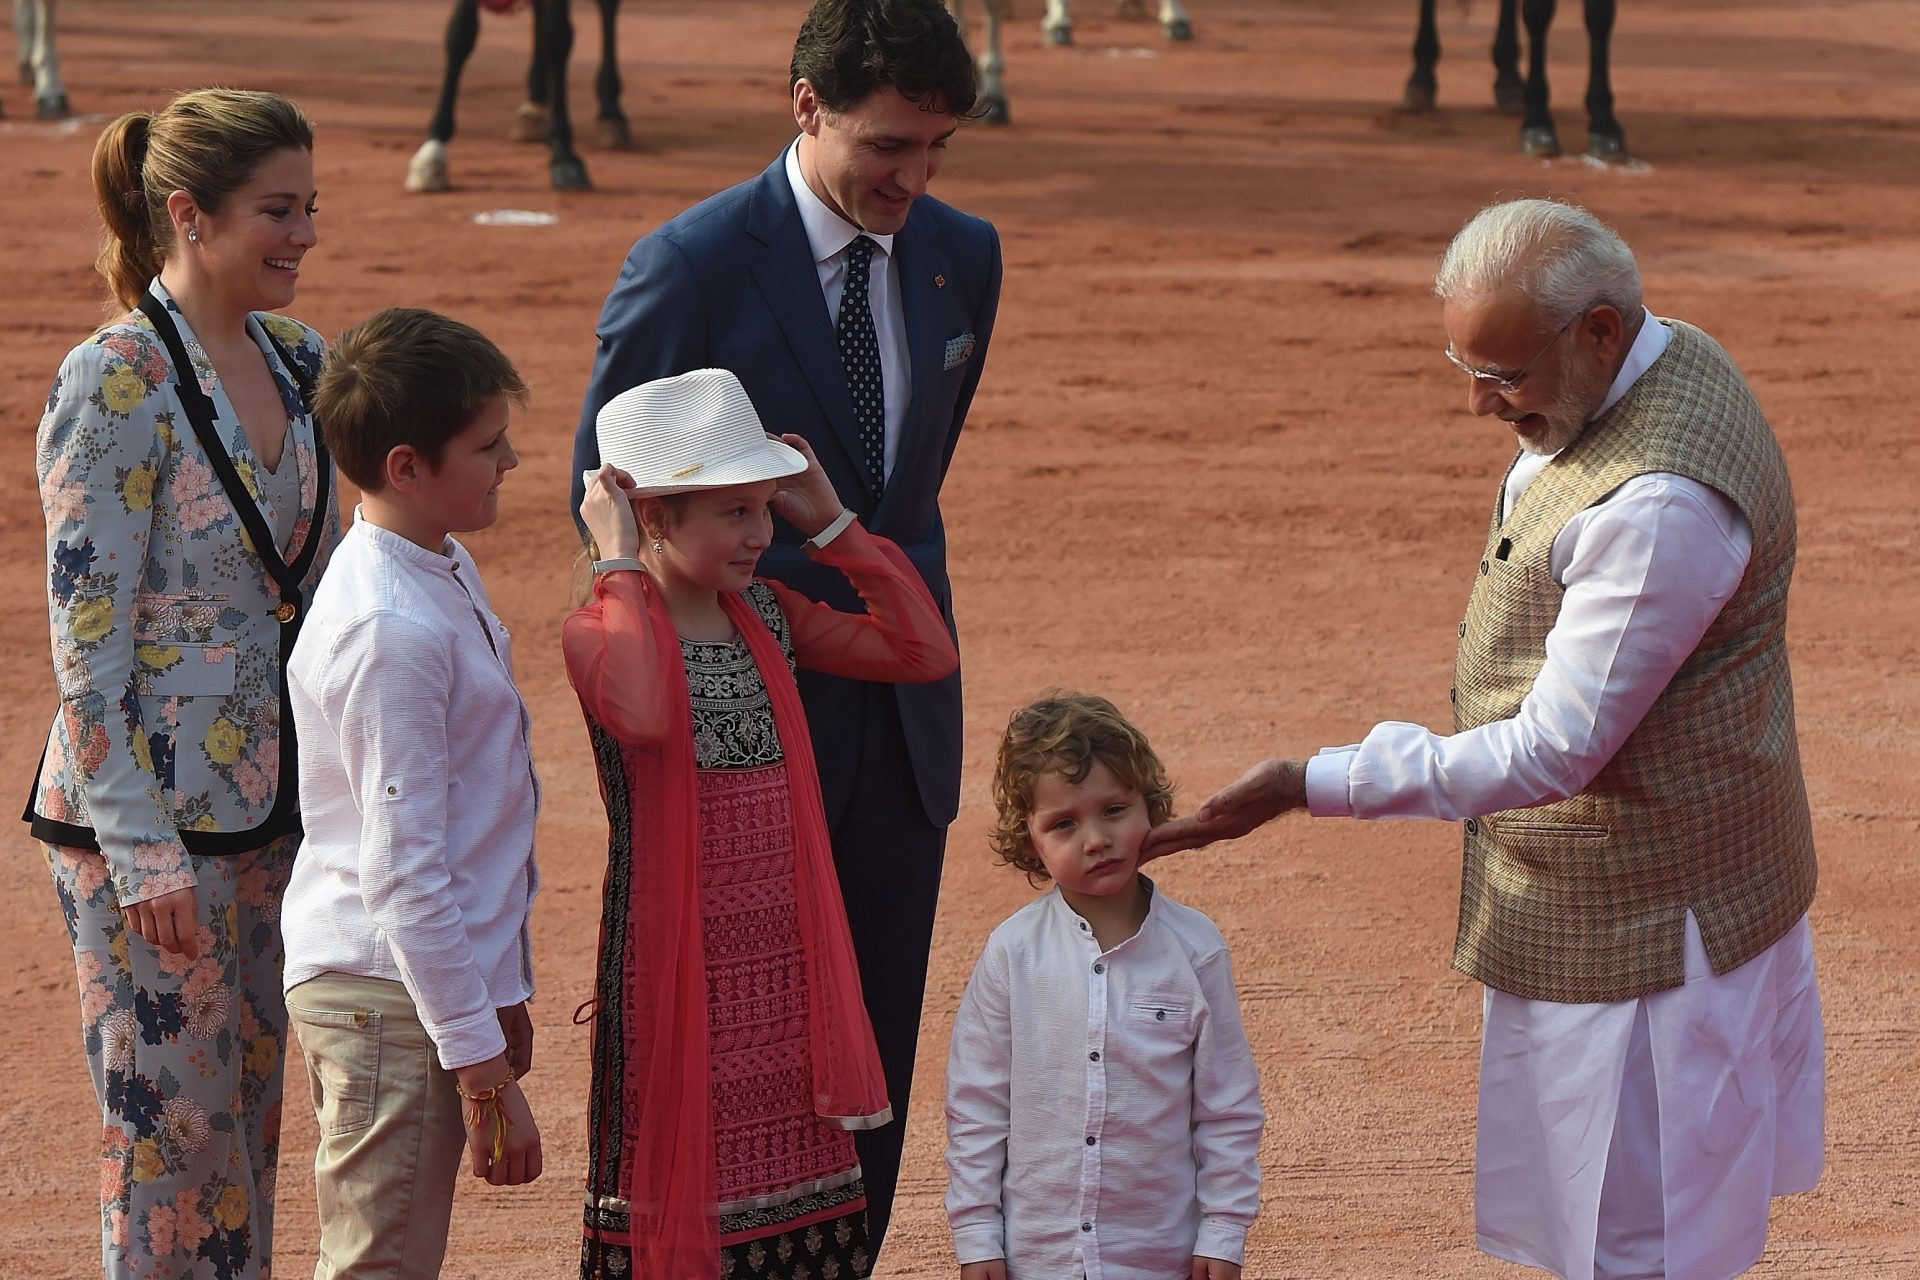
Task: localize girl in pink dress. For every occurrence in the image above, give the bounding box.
[566,369,958,1280]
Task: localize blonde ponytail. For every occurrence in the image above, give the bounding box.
[91,110,162,313]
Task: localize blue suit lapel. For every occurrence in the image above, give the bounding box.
[743,154,876,501]
[878,205,951,527]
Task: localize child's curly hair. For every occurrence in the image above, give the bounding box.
[989,692,1175,884]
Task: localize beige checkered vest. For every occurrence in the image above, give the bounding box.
[1450,319,1817,1003]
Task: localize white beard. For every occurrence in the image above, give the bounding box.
[1518,346,1612,457]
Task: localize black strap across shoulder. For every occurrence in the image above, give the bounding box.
[135,292,332,606]
[24,293,333,857]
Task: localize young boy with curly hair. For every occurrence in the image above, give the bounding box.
[944,693,1265,1280]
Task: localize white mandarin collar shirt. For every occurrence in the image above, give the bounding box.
[283,511,541,1070]
[784,137,911,479]
[946,880,1264,1279]
[1304,310,1753,822]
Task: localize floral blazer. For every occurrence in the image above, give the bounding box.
[28,280,340,905]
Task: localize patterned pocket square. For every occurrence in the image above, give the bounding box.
[943,332,976,371]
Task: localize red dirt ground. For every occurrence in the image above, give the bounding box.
[3,2,1917,1276]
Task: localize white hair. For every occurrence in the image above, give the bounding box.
[1434,198,1642,327]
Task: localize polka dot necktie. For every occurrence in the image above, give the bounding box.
[836,235,886,496]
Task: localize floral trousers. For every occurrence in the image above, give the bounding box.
[47,837,298,1280]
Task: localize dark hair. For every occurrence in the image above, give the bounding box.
[790,0,979,118]
[92,88,314,313]
[990,692,1176,885]
[315,308,528,492]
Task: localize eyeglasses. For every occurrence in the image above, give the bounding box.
[1443,314,1578,395]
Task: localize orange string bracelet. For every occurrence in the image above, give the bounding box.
[456,1069,517,1163]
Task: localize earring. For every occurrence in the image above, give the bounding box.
[650,537,665,556]
[187,227,199,243]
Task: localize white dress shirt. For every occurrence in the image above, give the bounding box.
[283,512,541,1070]
[1303,311,1755,820]
[785,137,912,480]
[946,881,1264,1279]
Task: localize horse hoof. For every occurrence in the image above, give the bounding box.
[551,156,592,190]
[983,94,1011,126]
[1043,23,1072,46]
[1398,81,1436,114]
[595,115,634,150]
[1587,129,1629,162]
[1163,18,1193,40]
[404,139,450,193]
[1494,77,1525,115]
[37,93,70,121]
[1521,124,1562,157]
[509,101,549,143]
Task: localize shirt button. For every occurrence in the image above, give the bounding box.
[1081,1222,1093,1233]
[1086,1135,1097,1146]
[1089,1050,1100,1062]
[1155,1009,1167,1021]
[1092,963,1105,975]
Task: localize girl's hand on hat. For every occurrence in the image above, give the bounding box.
[769,433,845,538]
[580,465,642,559]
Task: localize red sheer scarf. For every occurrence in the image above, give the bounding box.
[609,574,890,1279]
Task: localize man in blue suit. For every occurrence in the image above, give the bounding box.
[570,0,1000,1257]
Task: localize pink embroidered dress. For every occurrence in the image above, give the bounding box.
[564,523,957,1280]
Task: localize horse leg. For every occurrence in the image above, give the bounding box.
[1582,0,1626,159]
[1400,0,1439,112]
[406,0,480,192]
[1159,0,1192,42]
[1519,0,1561,156]
[1492,0,1524,113]
[537,0,591,189]
[983,0,1013,123]
[1042,0,1072,47]
[17,0,65,118]
[511,0,553,142]
[592,0,631,148]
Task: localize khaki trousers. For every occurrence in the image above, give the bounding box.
[287,974,467,1280]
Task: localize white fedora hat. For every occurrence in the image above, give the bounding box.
[596,368,806,496]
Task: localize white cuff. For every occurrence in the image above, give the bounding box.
[1305,749,1357,817]
[949,1223,1007,1266]
[592,556,645,575]
[1194,1217,1249,1266]
[805,508,856,550]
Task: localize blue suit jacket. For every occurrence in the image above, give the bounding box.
[571,149,1003,828]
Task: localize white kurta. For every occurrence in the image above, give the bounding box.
[1303,313,1826,1279]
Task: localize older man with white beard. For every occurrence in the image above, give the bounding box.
[1148,198,1825,1280]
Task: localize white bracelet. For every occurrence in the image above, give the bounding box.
[806,509,856,550]
[592,556,646,575]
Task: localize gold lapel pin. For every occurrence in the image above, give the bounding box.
[934,274,946,288]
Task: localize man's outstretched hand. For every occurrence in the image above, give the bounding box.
[1141,758,1308,862]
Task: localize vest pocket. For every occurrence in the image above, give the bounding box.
[1490,817,1610,840]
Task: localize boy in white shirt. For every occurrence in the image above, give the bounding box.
[945,693,1265,1280]
[283,308,542,1279]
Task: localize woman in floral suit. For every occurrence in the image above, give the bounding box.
[25,89,338,1280]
